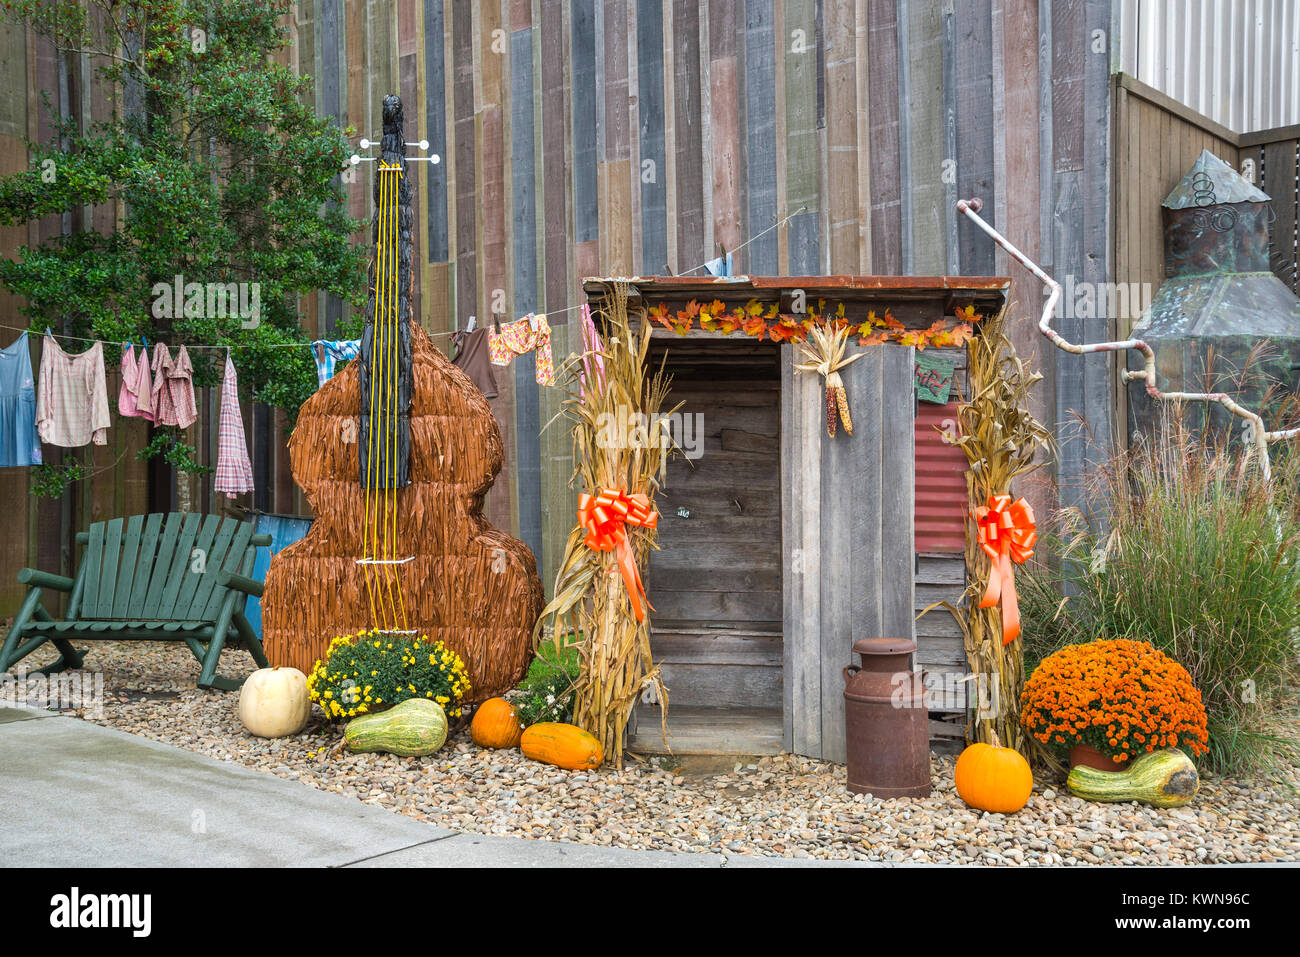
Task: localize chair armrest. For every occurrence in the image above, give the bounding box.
[250,533,272,546]
[17,568,75,591]
[217,570,264,598]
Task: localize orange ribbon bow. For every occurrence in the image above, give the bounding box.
[578,487,660,622]
[971,493,1037,645]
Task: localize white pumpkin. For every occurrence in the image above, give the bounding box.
[237,667,311,738]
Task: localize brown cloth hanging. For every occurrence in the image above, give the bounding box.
[450,327,499,399]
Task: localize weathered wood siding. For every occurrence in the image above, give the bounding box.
[652,345,782,627]
[782,343,915,763]
[257,0,1117,598]
[9,6,1297,635]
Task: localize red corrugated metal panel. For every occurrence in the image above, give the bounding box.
[915,400,968,553]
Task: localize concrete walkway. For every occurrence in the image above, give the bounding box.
[0,706,859,868]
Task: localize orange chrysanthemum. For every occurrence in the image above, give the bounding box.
[1019,639,1209,762]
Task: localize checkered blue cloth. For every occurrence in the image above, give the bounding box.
[312,339,361,388]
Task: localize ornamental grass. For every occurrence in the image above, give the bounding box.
[1020,638,1210,765]
[307,630,471,722]
[535,281,680,768]
[1018,414,1300,775]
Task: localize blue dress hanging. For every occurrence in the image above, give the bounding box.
[0,331,42,467]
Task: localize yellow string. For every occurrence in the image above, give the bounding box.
[377,165,400,629]
[358,163,411,634]
[360,167,381,630]
[387,169,409,631]
[365,165,391,630]
[379,164,402,628]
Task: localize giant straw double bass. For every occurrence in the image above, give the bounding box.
[261,95,543,702]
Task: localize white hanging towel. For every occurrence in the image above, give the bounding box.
[213,353,254,498]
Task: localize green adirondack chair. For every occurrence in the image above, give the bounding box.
[0,512,272,691]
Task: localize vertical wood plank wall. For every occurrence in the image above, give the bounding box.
[782,343,915,762]
[261,0,1119,598]
[6,4,1299,618]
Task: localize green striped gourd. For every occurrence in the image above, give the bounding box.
[1067,748,1199,808]
[344,698,448,756]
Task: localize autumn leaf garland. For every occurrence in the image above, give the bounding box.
[648,298,981,349]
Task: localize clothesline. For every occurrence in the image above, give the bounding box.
[1,327,257,496]
[0,321,461,351]
[674,204,809,277]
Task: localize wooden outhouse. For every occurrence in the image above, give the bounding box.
[583,276,1010,762]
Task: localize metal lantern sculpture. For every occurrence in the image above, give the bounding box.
[1127,150,1300,442]
[260,95,544,703]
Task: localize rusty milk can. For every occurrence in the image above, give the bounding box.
[843,637,931,798]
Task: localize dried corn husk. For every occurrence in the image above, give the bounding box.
[918,301,1051,755]
[534,281,681,768]
[796,324,861,439]
[834,379,853,434]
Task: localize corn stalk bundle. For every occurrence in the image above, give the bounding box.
[922,303,1050,753]
[795,324,861,437]
[535,282,681,768]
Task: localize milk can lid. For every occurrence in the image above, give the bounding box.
[851,637,917,656]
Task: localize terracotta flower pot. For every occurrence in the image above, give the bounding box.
[1069,743,1129,771]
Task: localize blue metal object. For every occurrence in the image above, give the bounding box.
[245,513,313,639]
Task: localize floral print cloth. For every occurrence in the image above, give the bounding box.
[488,314,554,386]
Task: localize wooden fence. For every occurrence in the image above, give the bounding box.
[1111,72,1300,431]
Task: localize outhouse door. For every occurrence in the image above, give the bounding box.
[629,339,784,755]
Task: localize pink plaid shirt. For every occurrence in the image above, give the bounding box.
[151,343,197,429]
[214,354,254,498]
[37,334,110,447]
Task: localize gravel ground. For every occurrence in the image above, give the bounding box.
[8,640,1299,864]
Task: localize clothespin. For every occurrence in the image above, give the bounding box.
[527,312,539,331]
[313,341,325,364]
[466,314,477,333]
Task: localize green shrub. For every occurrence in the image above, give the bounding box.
[513,641,581,727]
[1019,421,1300,774]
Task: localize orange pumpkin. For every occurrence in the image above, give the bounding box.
[954,738,1033,813]
[520,722,603,770]
[470,697,524,749]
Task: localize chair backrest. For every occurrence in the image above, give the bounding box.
[74,513,265,621]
